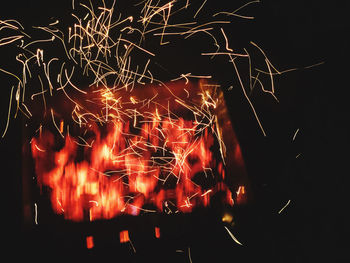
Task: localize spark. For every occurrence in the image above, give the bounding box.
[221,28,233,52]
[303,61,325,69]
[22,36,55,49]
[230,53,267,136]
[224,226,243,246]
[171,73,212,83]
[201,189,212,196]
[0,67,23,86]
[1,86,14,138]
[194,0,207,18]
[213,0,260,20]
[292,128,300,141]
[34,203,38,225]
[278,199,291,214]
[250,41,281,74]
[129,237,136,253]
[0,35,24,46]
[34,144,46,152]
[188,246,193,263]
[201,51,249,57]
[128,204,156,213]
[50,109,64,138]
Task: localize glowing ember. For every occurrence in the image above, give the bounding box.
[120,230,130,243]
[155,227,161,238]
[30,80,246,221]
[86,236,94,249]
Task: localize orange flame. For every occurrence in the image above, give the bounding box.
[86,236,94,249]
[155,227,161,239]
[120,230,130,243]
[30,81,246,221]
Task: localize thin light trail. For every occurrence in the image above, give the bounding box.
[224,226,243,246]
[278,199,291,214]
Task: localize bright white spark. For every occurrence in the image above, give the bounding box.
[34,203,38,225]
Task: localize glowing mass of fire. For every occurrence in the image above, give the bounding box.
[31,81,246,221]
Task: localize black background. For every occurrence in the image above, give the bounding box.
[0,0,348,262]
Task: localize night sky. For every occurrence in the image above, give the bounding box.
[0,1,348,262]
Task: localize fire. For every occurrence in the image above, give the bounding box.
[86,236,94,249]
[30,81,247,221]
[155,227,161,239]
[120,230,130,243]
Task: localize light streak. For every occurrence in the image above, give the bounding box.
[0,67,22,86]
[22,36,55,49]
[213,0,260,19]
[188,247,193,263]
[171,73,212,84]
[221,28,233,52]
[224,226,243,246]
[34,203,38,225]
[201,51,249,57]
[194,0,207,18]
[201,189,212,196]
[278,199,291,214]
[34,144,46,152]
[50,109,64,138]
[0,35,24,46]
[1,86,14,138]
[292,128,300,141]
[230,53,267,136]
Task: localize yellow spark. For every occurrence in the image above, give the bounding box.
[224,226,243,246]
[1,86,14,138]
[213,0,260,19]
[221,28,233,52]
[34,144,46,152]
[201,189,212,196]
[278,199,291,214]
[0,35,24,46]
[50,109,64,138]
[292,128,300,141]
[188,247,193,263]
[194,0,207,18]
[230,53,267,137]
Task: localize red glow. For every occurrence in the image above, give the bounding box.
[86,236,94,249]
[120,230,130,243]
[155,227,160,239]
[30,81,247,221]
